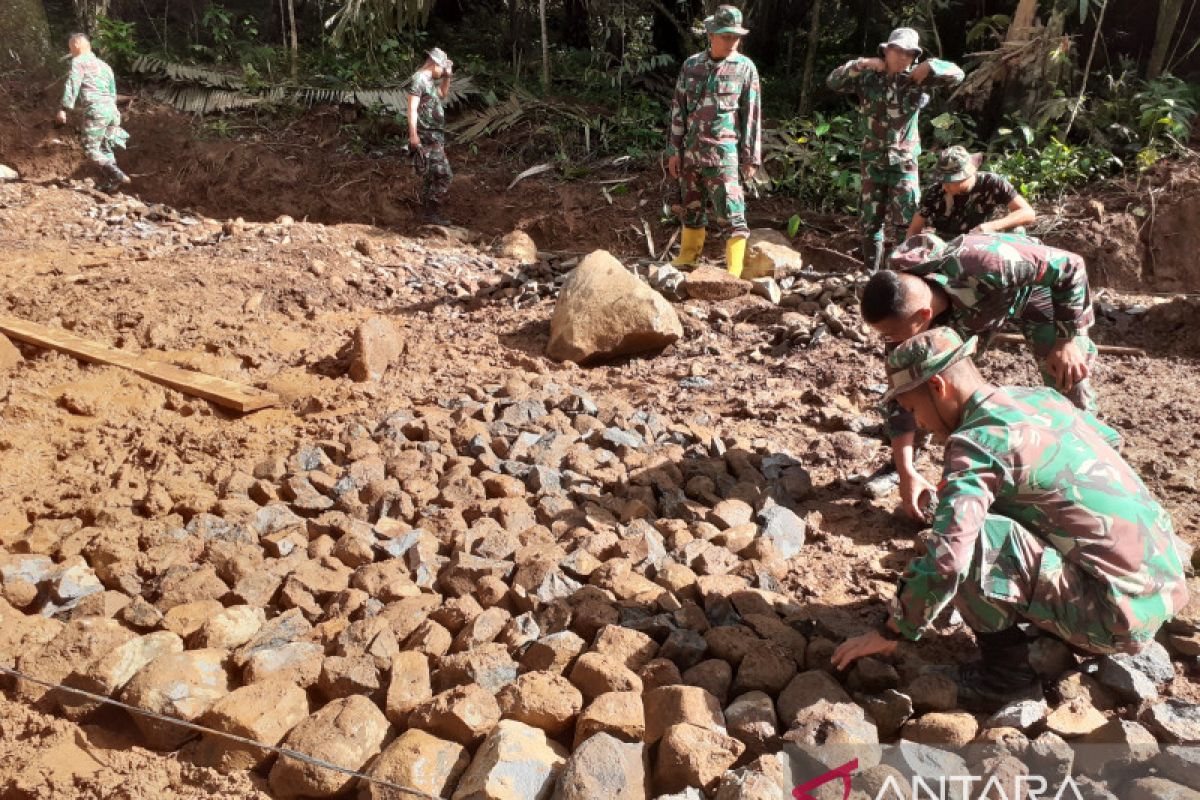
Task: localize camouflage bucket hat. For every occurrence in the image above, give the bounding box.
[884,327,979,402]
[427,47,450,68]
[705,5,749,36]
[887,232,948,271]
[879,27,922,56]
[936,146,980,183]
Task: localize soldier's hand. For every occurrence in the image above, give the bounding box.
[910,61,933,83]
[832,630,899,671]
[55,109,68,126]
[899,471,937,522]
[859,57,886,73]
[667,155,680,179]
[1046,339,1089,393]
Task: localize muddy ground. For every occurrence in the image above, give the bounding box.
[1,84,1199,797]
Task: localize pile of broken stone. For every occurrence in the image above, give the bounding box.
[1,376,1198,800]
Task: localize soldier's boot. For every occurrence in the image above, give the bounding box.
[100,163,131,191]
[725,235,747,279]
[422,200,451,226]
[950,627,1042,713]
[861,236,884,273]
[671,227,706,268]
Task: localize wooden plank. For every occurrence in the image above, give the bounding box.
[0,315,279,413]
[991,332,1146,357]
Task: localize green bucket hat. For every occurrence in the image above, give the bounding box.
[705,5,749,36]
[880,27,922,57]
[936,146,980,183]
[883,327,979,402]
[427,47,451,69]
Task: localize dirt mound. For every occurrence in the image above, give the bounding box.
[1045,156,1200,292]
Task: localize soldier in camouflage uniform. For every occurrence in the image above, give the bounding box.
[827,28,964,272]
[908,145,1036,238]
[833,327,1190,711]
[407,48,454,225]
[665,5,762,278]
[861,232,1098,521]
[56,34,130,192]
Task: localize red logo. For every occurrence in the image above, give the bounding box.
[793,759,858,800]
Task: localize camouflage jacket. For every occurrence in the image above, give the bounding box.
[666,51,761,167]
[919,172,1020,236]
[62,53,120,122]
[890,386,1190,649]
[826,58,964,167]
[408,70,445,135]
[886,232,1094,437]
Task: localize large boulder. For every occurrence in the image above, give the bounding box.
[547,250,682,364]
[195,679,310,772]
[744,241,804,280]
[120,648,232,750]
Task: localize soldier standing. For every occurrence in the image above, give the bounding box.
[861,232,1099,521]
[666,5,762,278]
[828,28,964,271]
[907,145,1036,238]
[832,327,1190,711]
[407,48,454,225]
[56,33,130,192]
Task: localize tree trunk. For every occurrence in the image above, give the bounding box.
[0,0,53,70]
[1008,0,1038,38]
[1148,0,1185,78]
[287,0,299,81]
[539,0,549,89]
[798,0,823,115]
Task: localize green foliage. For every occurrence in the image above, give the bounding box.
[989,137,1121,201]
[192,4,261,64]
[93,17,138,70]
[325,0,435,54]
[764,113,861,211]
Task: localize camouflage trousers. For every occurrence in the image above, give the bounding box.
[1015,325,1099,414]
[954,515,1171,654]
[679,162,748,234]
[419,132,453,204]
[82,110,128,168]
[859,160,919,270]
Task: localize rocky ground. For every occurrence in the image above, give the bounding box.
[2,105,1200,799]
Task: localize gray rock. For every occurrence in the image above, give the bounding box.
[251,504,305,536]
[860,690,913,738]
[551,732,646,800]
[907,673,958,714]
[0,554,55,586]
[755,505,806,559]
[1028,732,1074,786]
[986,699,1049,732]
[1141,699,1200,744]
[1121,777,1200,800]
[1095,641,1173,698]
[659,628,708,671]
[879,741,970,789]
[1157,746,1200,791]
[453,719,567,799]
[49,564,103,604]
[864,472,900,499]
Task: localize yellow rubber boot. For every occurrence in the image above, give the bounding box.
[726,236,748,278]
[672,227,706,267]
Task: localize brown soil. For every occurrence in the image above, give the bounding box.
[1,81,1199,796]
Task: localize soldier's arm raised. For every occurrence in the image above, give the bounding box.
[890,437,1005,640]
[826,58,869,94]
[912,58,965,89]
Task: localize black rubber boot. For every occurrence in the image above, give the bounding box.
[422,200,451,226]
[952,627,1042,712]
[861,236,884,273]
[100,163,131,192]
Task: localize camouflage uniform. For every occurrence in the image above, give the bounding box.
[666,50,761,233]
[920,172,1021,236]
[408,69,452,205]
[885,232,1099,439]
[827,49,963,270]
[61,52,128,171]
[884,336,1189,653]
